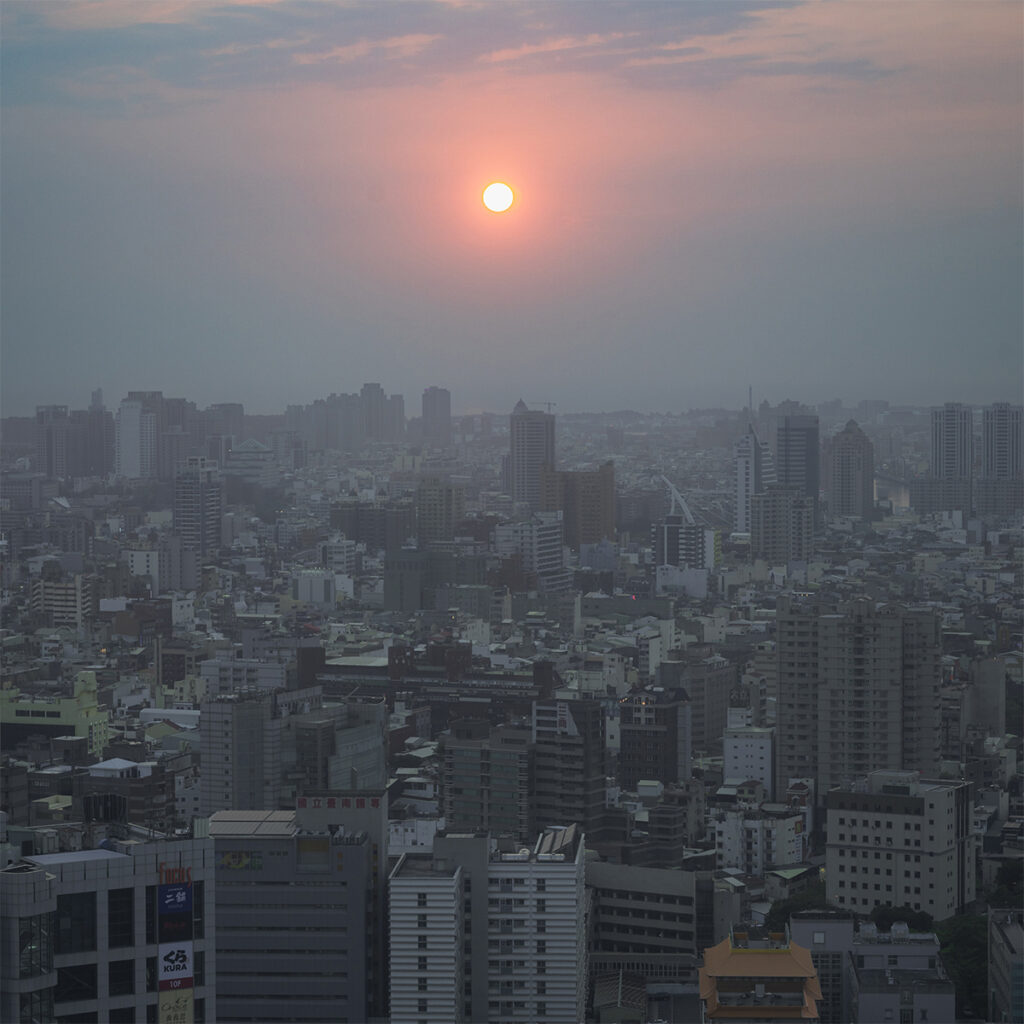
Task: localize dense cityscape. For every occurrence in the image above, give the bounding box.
[0,386,1020,1023]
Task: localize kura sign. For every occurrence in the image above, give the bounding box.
[158,941,194,988]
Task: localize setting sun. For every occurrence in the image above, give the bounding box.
[482,182,514,213]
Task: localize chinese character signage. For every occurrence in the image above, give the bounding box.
[159,883,192,914]
[159,988,194,1024]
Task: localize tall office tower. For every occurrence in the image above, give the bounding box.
[77,398,115,476]
[389,825,586,1024]
[199,690,282,815]
[775,599,942,801]
[776,413,820,519]
[34,405,70,478]
[898,609,943,779]
[386,392,406,440]
[422,386,452,446]
[733,425,776,533]
[930,402,974,478]
[440,720,535,842]
[416,476,466,545]
[828,419,875,518]
[115,393,163,479]
[656,649,735,754]
[825,770,975,921]
[774,598,821,795]
[205,401,244,442]
[157,397,196,479]
[539,461,616,549]
[361,382,386,440]
[750,485,815,563]
[210,808,371,1024]
[509,399,555,509]
[617,690,693,791]
[976,402,1024,517]
[173,456,223,558]
[982,402,1023,478]
[531,699,607,836]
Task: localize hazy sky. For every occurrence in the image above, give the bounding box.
[2,1,1021,416]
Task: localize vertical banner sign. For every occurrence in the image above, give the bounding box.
[158,868,195,1024]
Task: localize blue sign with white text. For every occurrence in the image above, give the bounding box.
[159,883,193,914]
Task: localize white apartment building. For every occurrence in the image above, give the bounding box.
[494,511,570,593]
[723,722,775,799]
[389,825,586,1024]
[825,770,975,922]
[114,399,157,479]
[713,803,807,875]
[733,426,776,534]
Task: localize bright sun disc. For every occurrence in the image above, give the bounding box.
[482,182,514,212]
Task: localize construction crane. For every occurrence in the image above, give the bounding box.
[660,475,696,525]
[530,401,557,413]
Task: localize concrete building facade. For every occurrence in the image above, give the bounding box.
[825,770,975,922]
[209,808,370,1024]
[0,826,215,1024]
[389,825,587,1024]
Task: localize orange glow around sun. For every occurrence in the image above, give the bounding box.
[482,182,514,212]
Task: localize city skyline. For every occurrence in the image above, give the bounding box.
[2,2,1021,417]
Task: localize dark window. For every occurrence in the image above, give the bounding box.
[109,1008,135,1023]
[55,892,96,954]
[145,885,156,944]
[146,956,157,993]
[194,950,205,987]
[55,963,97,1003]
[107,888,134,948]
[194,998,205,1024]
[19,990,54,1023]
[192,881,205,939]
[108,958,134,996]
[18,912,53,978]
[146,1002,158,1024]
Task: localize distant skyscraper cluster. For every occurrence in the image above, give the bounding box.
[911,400,1023,516]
